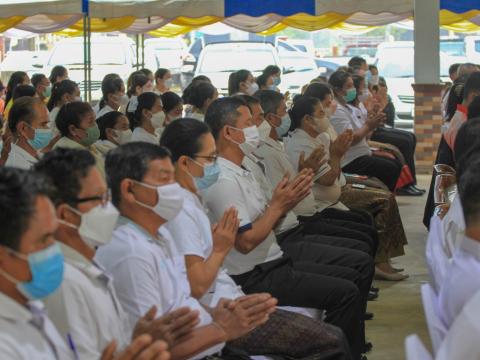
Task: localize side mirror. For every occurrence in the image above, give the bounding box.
[283,67,295,75]
[32,63,43,69]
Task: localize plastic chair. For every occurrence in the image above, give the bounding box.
[421,283,447,354]
[405,334,433,360]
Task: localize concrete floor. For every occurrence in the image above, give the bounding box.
[366,175,432,360]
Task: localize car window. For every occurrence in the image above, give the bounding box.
[49,43,127,66]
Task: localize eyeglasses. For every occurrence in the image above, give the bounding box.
[194,155,218,163]
[70,191,111,207]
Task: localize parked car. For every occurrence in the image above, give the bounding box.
[0,50,49,84]
[144,37,187,86]
[38,36,137,100]
[375,41,454,130]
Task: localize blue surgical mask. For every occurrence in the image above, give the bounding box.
[0,243,64,300]
[268,85,277,91]
[28,128,53,150]
[273,76,281,86]
[273,114,291,138]
[344,88,357,103]
[190,158,221,190]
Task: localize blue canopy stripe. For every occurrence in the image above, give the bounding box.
[440,0,479,13]
[224,0,316,17]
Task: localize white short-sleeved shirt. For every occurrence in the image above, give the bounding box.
[96,104,115,119]
[95,218,224,360]
[44,243,130,359]
[94,140,117,157]
[130,127,160,145]
[438,235,480,329]
[188,112,205,122]
[425,215,450,292]
[442,194,465,258]
[49,106,60,136]
[329,103,371,166]
[5,143,38,169]
[0,292,74,360]
[165,187,244,307]
[436,288,480,360]
[242,154,299,234]
[284,129,346,213]
[203,157,283,275]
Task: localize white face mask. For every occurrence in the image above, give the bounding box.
[61,203,119,249]
[229,125,260,156]
[133,182,184,221]
[370,75,379,86]
[74,96,82,102]
[165,78,174,88]
[113,129,133,145]
[119,94,129,106]
[312,115,330,134]
[246,82,259,96]
[257,120,272,141]
[151,111,166,129]
[358,92,370,103]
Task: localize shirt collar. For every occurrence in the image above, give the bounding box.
[11,143,38,161]
[118,216,169,250]
[263,136,283,151]
[59,242,106,280]
[460,235,480,261]
[0,291,41,323]
[218,156,251,177]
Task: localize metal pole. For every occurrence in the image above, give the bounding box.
[141,33,145,69]
[136,34,140,70]
[87,14,92,102]
[83,14,88,102]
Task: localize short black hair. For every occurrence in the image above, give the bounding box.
[463,71,480,99]
[256,73,270,88]
[449,63,461,77]
[205,97,246,140]
[140,68,153,78]
[329,70,352,93]
[304,82,333,101]
[97,111,124,140]
[56,101,94,137]
[105,142,171,207]
[12,85,36,100]
[254,89,284,117]
[368,64,378,71]
[34,148,96,207]
[8,97,42,135]
[233,94,260,113]
[155,68,169,81]
[0,167,50,251]
[182,81,216,108]
[289,95,320,131]
[458,155,480,227]
[348,56,366,68]
[263,65,281,77]
[160,118,211,162]
[31,73,47,88]
[161,92,183,113]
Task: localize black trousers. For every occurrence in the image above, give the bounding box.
[371,127,418,183]
[298,209,378,257]
[232,229,374,360]
[342,155,402,191]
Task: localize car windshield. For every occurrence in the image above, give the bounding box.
[49,43,127,65]
[377,47,450,78]
[198,45,277,73]
[148,43,184,51]
[345,47,377,57]
[440,41,465,56]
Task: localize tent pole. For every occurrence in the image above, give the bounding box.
[83,14,88,102]
[87,13,92,102]
[141,33,145,69]
[136,34,140,70]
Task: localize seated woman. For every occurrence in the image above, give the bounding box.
[125,71,154,115]
[95,74,127,119]
[160,117,351,360]
[161,91,183,125]
[302,82,409,281]
[328,70,401,192]
[54,101,104,177]
[228,69,258,96]
[47,79,80,131]
[348,75,419,196]
[256,73,274,91]
[129,92,164,143]
[182,81,218,121]
[95,111,132,156]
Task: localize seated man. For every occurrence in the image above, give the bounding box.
[35,148,211,360]
[438,156,480,329]
[96,142,277,360]
[0,167,169,360]
[161,117,352,359]
[204,97,374,359]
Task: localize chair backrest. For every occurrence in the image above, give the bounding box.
[425,216,450,292]
[405,334,433,360]
[421,283,447,354]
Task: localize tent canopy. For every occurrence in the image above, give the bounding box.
[0,0,477,35]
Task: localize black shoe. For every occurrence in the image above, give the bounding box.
[371,286,379,293]
[361,356,368,360]
[412,185,426,193]
[364,312,374,320]
[368,291,378,301]
[363,342,373,353]
[396,186,423,196]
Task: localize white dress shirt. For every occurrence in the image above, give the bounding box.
[242,154,300,234]
[284,129,347,213]
[44,243,130,359]
[95,217,223,359]
[438,235,480,329]
[165,187,244,307]
[94,139,117,157]
[5,143,38,169]
[330,103,371,166]
[442,194,465,258]
[130,127,160,145]
[436,288,480,360]
[0,292,74,360]
[203,157,284,275]
[49,106,60,136]
[96,104,115,119]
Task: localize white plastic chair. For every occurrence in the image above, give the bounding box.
[421,283,447,354]
[405,334,433,360]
